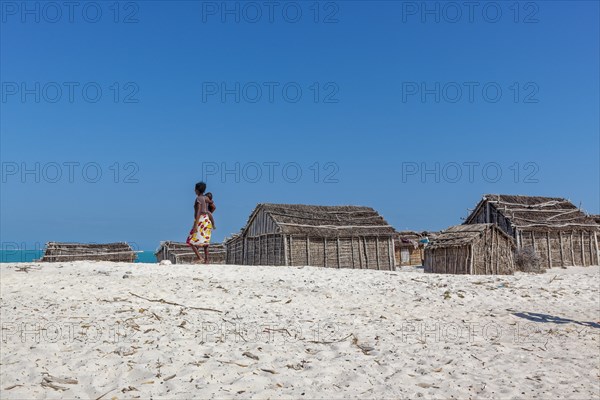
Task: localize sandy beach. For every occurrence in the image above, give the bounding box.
[1,262,599,399]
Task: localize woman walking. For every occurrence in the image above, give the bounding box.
[186,182,215,264]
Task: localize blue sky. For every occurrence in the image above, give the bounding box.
[1,1,599,250]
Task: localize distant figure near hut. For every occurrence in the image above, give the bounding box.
[394,231,426,267]
[225,203,396,270]
[465,194,600,269]
[186,182,216,264]
[424,224,515,275]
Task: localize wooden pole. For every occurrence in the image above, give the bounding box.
[466,245,470,274]
[336,237,341,268]
[358,237,364,268]
[265,235,275,265]
[511,242,515,272]
[490,230,494,274]
[588,232,596,265]
[428,249,433,273]
[487,229,492,274]
[496,228,500,274]
[351,237,356,268]
[581,231,586,266]
[519,230,523,251]
[546,231,552,269]
[594,232,600,265]
[283,235,289,266]
[559,231,564,267]
[258,236,262,265]
[484,229,488,275]
[306,236,310,265]
[491,227,496,274]
[470,244,474,274]
[507,242,513,274]
[444,247,448,274]
[455,247,460,274]
[363,238,369,268]
[389,238,395,269]
[375,237,380,270]
[570,231,575,266]
[323,237,327,268]
[248,238,252,265]
[243,238,248,265]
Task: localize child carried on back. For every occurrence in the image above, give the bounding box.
[205,192,216,229]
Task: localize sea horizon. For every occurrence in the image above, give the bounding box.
[0,250,158,264]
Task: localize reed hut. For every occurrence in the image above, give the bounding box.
[225,232,244,265]
[465,194,600,269]
[155,241,226,264]
[225,204,396,270]
[40,242,136,262]
[395,231,425,267]
[424,224,515,275]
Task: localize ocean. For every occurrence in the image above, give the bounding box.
[0,250,158,263]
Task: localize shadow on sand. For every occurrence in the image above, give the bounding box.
[512,312,600,329]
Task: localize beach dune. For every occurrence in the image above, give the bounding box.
[1,262,599,399]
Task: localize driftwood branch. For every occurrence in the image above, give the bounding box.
[95,387,119,400]
[217,360,249,367]
[309,333,353,344]
[129,292,222,313]
[41,373,78,392]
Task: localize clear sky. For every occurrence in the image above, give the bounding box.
[1,1,599,250]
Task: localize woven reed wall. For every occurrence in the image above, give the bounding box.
[518,230,598,268]
[472,228,514,274]
[236,235,285,266]
[226,234,394,270]
[225,236,244,264]
[284,235,394,270]
[308,237,324,267]
[425,246,470,274]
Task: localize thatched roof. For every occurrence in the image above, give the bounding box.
[396,230,422,238]
[589,214,600,225]
[427,224,515,250]
[40,242,136,262]
[224,232,243,245]
[244,203,396,237]
[466,194,599,231]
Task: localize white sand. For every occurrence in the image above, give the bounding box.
[1,262,599,399]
